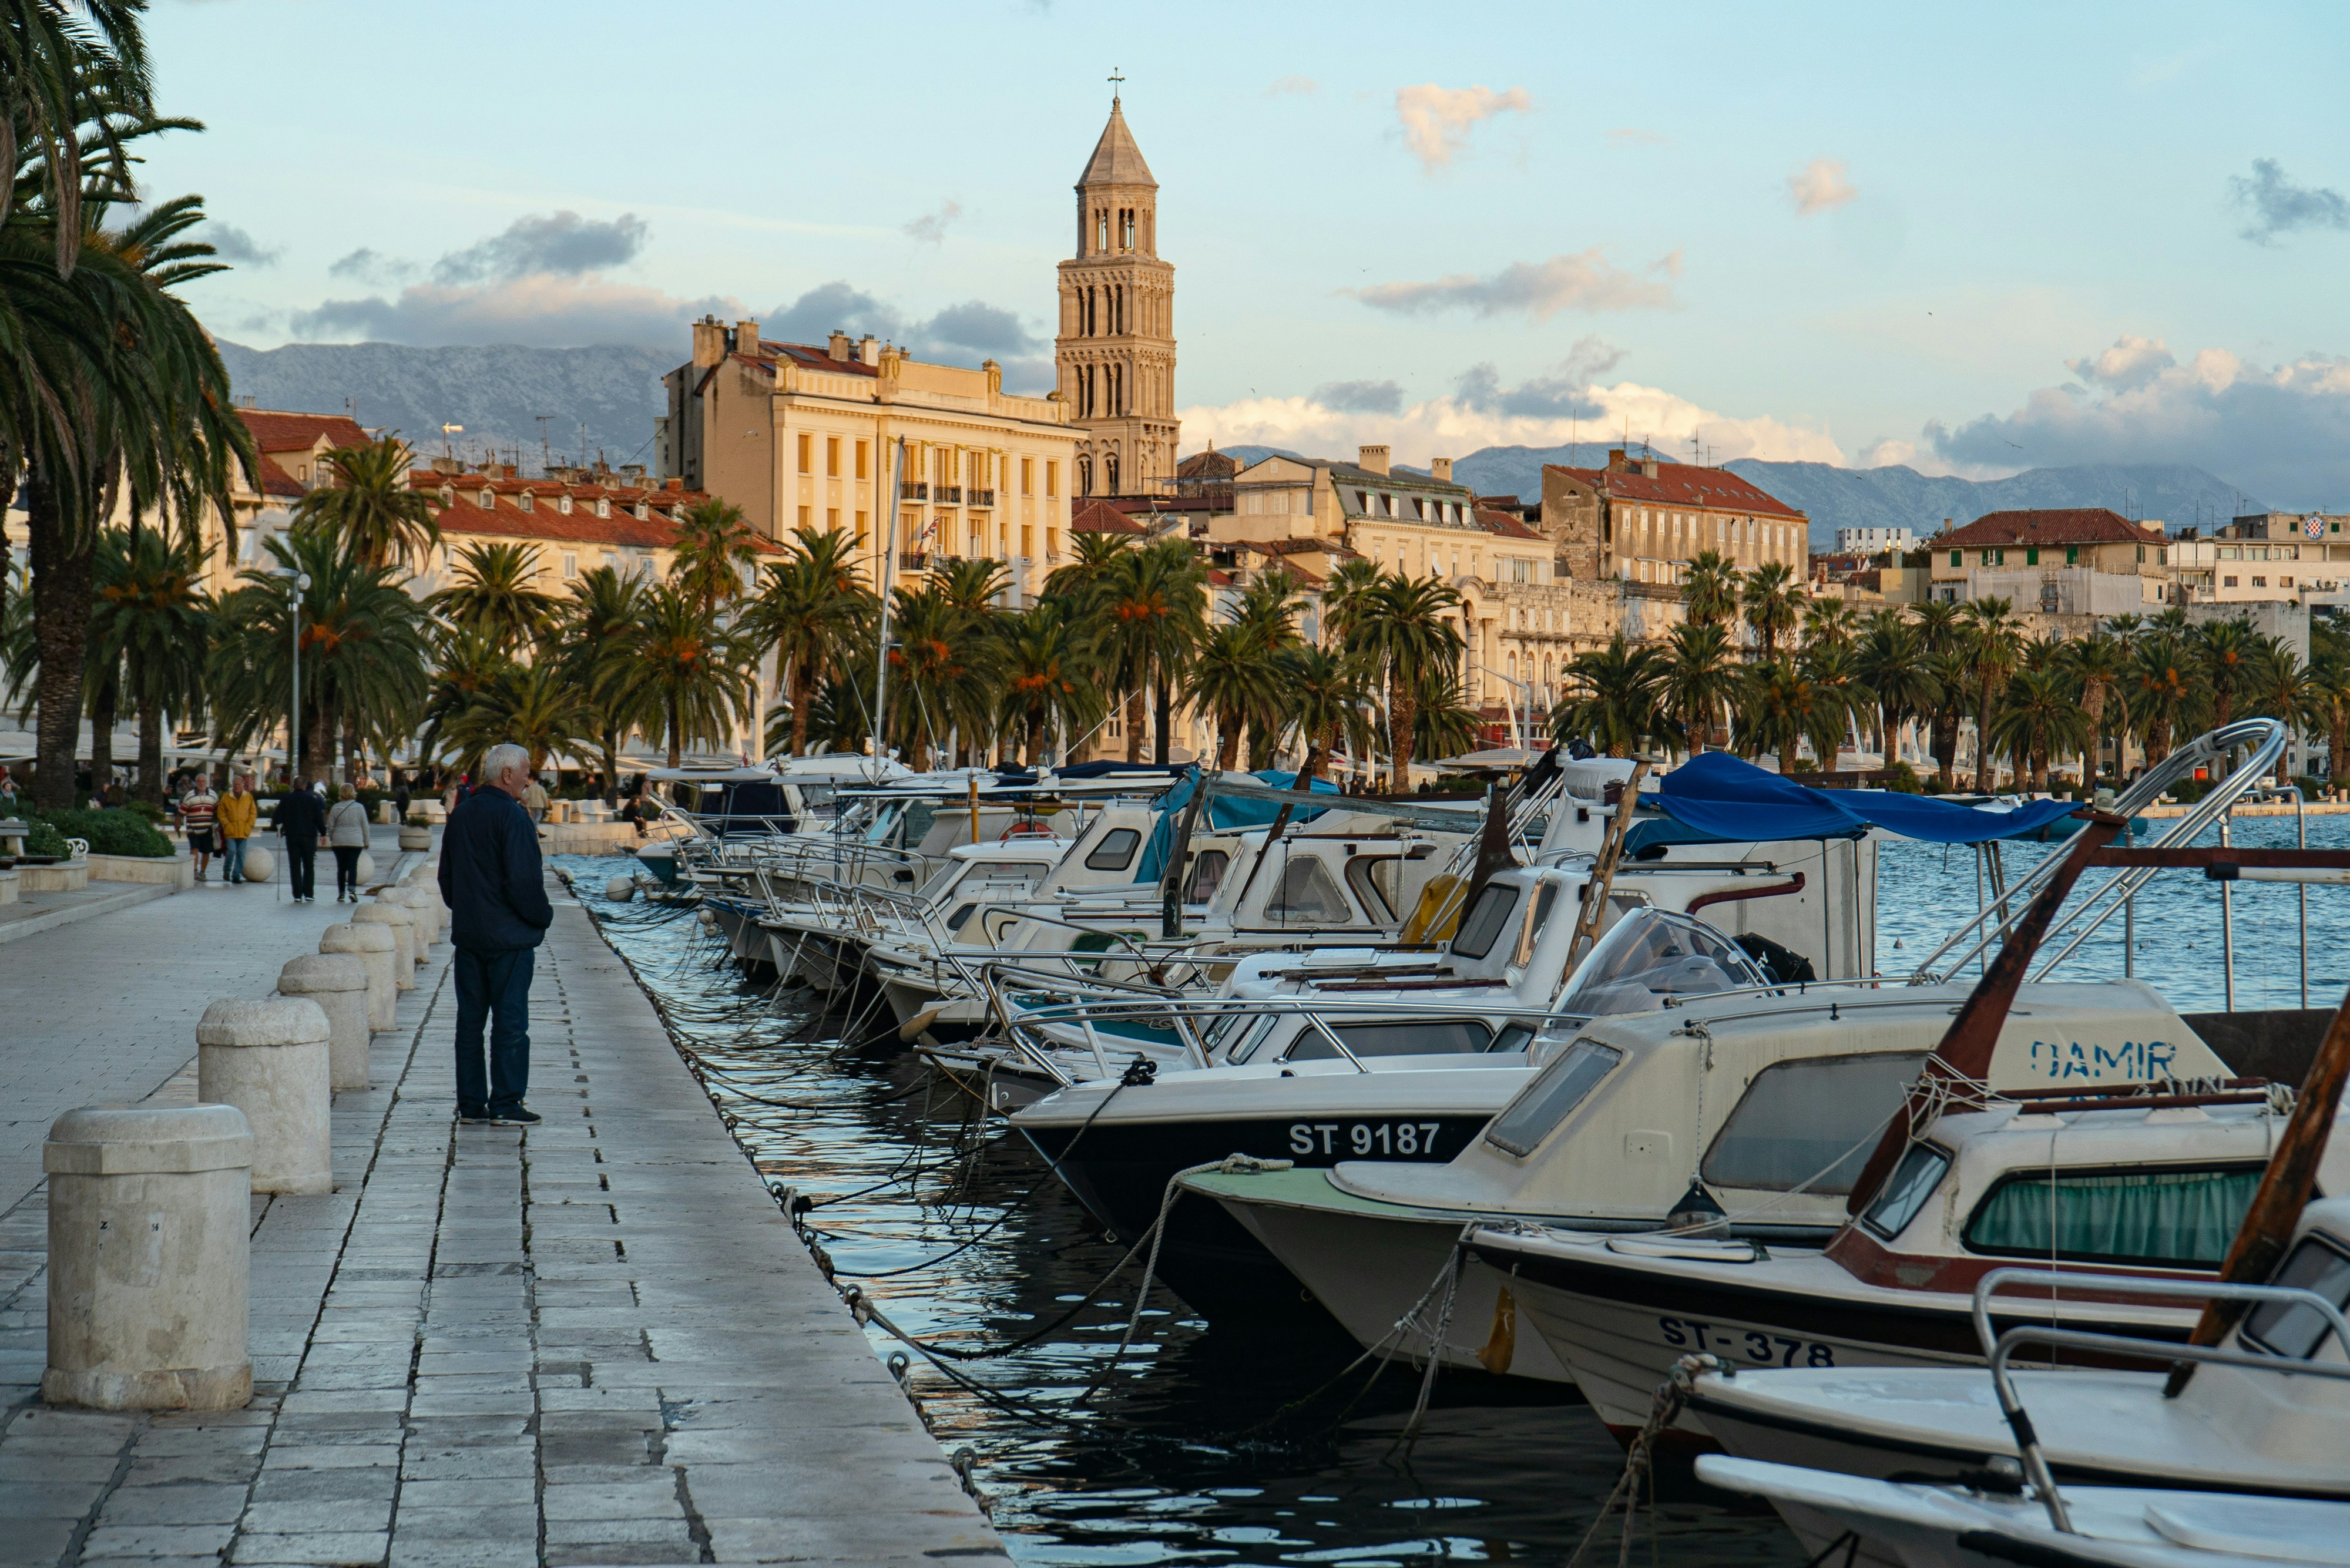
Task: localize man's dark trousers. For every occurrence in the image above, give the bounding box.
[452,945,533,1117]
[287,841,317,899]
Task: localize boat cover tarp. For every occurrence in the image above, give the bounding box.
[1136,770,1341,884]
[1646,751,2084,847]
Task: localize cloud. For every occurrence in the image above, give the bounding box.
[902,199,962,246]
[2229,157,2350,246]
[1606,127,1666,149]
[1182,356,1841,473]
[1349,247,1676,320]
[328,247,414,285]
[761,282,1050,391]
[1788,158,1857,216]
[1394,83,1532,172]
[1916,335,2350,500]
[291,274,730,350]
[431,210,649,284]
[1267,75,1317,96]
[1312,380,1404,415]
[201,221,280,267]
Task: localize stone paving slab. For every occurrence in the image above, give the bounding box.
[0,869,1009,1566]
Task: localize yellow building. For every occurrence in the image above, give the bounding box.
[663,323,1079,601]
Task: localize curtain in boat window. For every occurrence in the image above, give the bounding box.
[1963,1166,2263,1268]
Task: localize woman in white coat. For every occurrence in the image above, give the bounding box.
[326,783,371,902]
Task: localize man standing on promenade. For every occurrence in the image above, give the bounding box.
[439,742,552,1127]
[276,775,325,903]
[180,771,219,882]
[217,773,257,884]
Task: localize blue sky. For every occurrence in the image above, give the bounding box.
[149,0,2350,500]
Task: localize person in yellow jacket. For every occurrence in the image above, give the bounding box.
[217,773,259,885]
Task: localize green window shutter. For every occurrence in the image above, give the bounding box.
[1950,550,1962,566]
[2026,548,2039,565]
[2066,545,2079,565]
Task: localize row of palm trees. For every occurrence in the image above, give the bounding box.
[1555,549,2347,789]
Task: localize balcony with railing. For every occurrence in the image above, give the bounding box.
[936,485,962,504]
[898,552,929,572]
[966,489,995,508]
[899,481,928,500]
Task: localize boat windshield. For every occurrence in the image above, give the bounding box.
[1554,909,1766,1018]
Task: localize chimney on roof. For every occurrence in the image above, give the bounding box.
[1358,444,1390,476]
[827,330,851,362]
[1641,458,1660,479]
[858,335,879,366]
[1607,448,1631,473]
[692,316,727,368]
[734,318,761,355]
[1430,457,1453,485]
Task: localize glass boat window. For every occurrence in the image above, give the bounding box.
[1266,856,1352,924]
[1703,1052,1928,1195]
[1186,850,1230,902]
[1485,1039,1623,1157]
[1449,884,1520,959]
[1285,1019,1493,1062]
[1345,855,1401,922]
[2243,1234,2350,1361]
[1222,1013,1283,1063]
[1084,827,1142,871]
[1962,1163,2265,1269]
[1862,1143,1952,1239]
[1554,908,1766,1018]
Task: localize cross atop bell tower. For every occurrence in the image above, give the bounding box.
[1056,83,1177,496]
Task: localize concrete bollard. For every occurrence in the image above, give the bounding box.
[379,887,439,947]
[320,922,397,1032]
[277,954,372,1091]
[196,998,333,1196]
[350,904,417,985]
[43,1104,254,1412]
[241,844,276,884]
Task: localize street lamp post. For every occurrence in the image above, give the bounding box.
[271,568,311,785]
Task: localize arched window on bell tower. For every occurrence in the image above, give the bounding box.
[1106,455,1119,493]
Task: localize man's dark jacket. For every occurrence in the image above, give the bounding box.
[276,787,326,845]
[438,787,553,952]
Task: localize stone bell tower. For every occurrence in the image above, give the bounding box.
[1055,83,1178,496]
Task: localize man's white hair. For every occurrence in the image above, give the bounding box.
[482,743,531,781]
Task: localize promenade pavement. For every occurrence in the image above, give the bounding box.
[0,863,1008,1566]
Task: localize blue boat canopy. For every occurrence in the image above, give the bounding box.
[1135,770,1341,884]
[1641,751,2084,848]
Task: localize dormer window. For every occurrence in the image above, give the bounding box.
[596,498,610,518]
[633,502,648,521]
[478,488,494,508]
[558,495,572,515]
[518,491,533,512]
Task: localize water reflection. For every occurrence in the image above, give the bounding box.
[559,812,2349,1563]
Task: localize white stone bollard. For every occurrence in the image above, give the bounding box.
[241,844,276,884]
[388,886,445,946]
[320,922,397,1032]
[277,954,371,1091]
[196,998,333,1196]
[350,904,417,986]
[43,1104,254,1412]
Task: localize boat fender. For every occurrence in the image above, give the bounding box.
[604,877,636,902]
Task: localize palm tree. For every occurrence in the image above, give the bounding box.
[1411,666,1480,763]
[1042,530,1130,603]
[2123,632,2205,770]
[1556,635,1665,758]
[1800,595,1857,655]
[1660,621,1739,757]
[2310,649,2350,797]
[2248,640,2322,784]
[444,661,596,779]
[1185,620,1283,770]
[1682,550,1741,631]
[1923,648,1973,791]
[1734,656,1845,777]
[616,582,756,768]
[1851,611,1939,771]
[669,498,761,613]
[0,1,156,281]
[2063,632,2129,785]
[935,555,1009,613]
[2198,616,2260,774]
[1959,596,2023,789]
[291,437,438,568]
[1318,556,1385,649]
[1350,572,1465,783]
[1286,644,1374,784]
[437,541,558,654]
[996,604,1096,766]
[417,624,516,775]
[87,525,209,801]
[554,566,654,798]
[1740,561,1801,662]
[1091,537,1205,764]
[1990,667,2091,791]
[748,528,872,757]
[1232,567,1305,767]
[884,582,989,769]
[210,526,431,784]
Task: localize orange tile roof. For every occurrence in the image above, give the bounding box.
[1935,508,2153,549]
[238,409,373,454]
[1071,499,1147,535]
[1476,508,1544,540]
[255,454,304,499]
[1544,461,1804,521]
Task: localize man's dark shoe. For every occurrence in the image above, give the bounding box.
[456,1109,492,1124]
[489,1106,541,1126]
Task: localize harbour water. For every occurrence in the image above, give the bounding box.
[558,811,2349,1566]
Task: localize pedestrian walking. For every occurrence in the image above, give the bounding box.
[439,742,552,1127]
[327,783,370,901]
[391,768,412,824]
[276,775,326,903]
[217,773,258,884]
[180,773,219,882]
[521,773,550,823]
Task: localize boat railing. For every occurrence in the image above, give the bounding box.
[1971,1265,2350,1534]
[1909,718,2287,985]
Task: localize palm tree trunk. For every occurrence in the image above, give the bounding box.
[342,707,361,785]
[1216,711,1241,771]
[1975,685,1997,790]
[136,691,164,803]
[788,660,813,756]
[1025,716,1045,768]
[1122,688,1146,765]
[27,470,93,811]
[1389,674,1417,784]
[1153,672,1173,767]
[1932,708,1958,791]
[89,670,116,794]
[666,691,683,769]
[303,694,333,788]
[600,732,622,805]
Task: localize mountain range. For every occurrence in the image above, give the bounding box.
[215,342,2275,543]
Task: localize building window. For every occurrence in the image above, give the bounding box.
[826,507,839,531]
[2158,548,2168,565]
[1022,525,1033,558]
[1950,550,1962,566]
[2284,575,2295,587]
[797,505,811,529]
[826,437,840,477]
[2137,545,2146,563]
[1047,461,1059,499]
[797,433,811,474]
[855,439,869,479]
[854,509,867,543]
[2066,546,2079,565]
[2252,576,2267,587]
[2225,575,2240,587]
[561,552,578,579]
[2025,547,2039,565]
[1022,456,1034,496]
[1046,527,1060,556]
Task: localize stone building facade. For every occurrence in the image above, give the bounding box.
[1540,449,1808,586]
[1056,95,1179,496]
